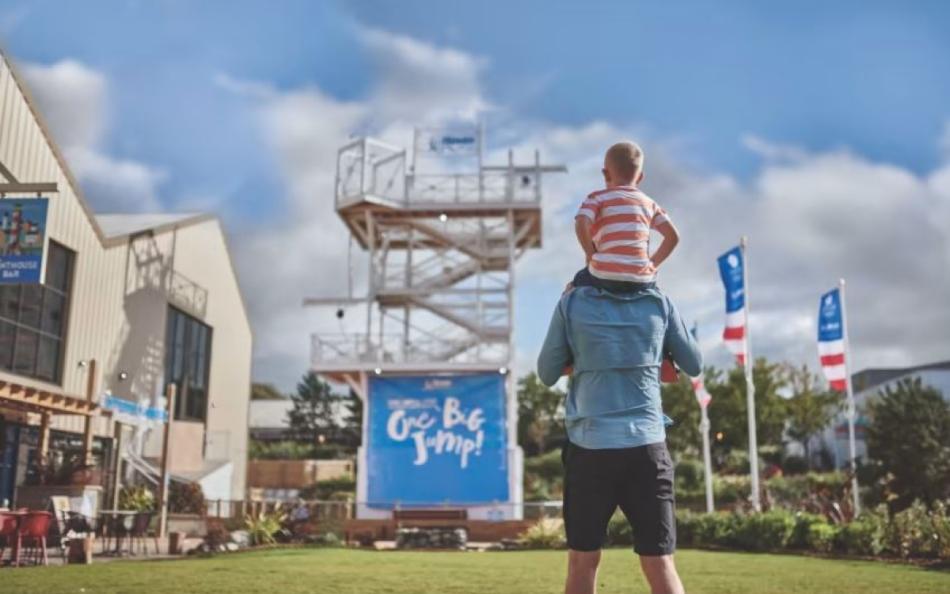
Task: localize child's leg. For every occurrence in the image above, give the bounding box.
[572,267,597,288]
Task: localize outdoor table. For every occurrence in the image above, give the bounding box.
[97,510,138,556]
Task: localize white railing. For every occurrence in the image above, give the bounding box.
[335,138,545,208]
[311,333,509,368]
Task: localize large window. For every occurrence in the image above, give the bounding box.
[164,306,212,422]
[0,242,74,384]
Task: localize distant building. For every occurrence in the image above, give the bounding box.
[248,399,295,442]
[814,360,950,469]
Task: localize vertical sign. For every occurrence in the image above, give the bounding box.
[0,198,49,284]
[367,374,509,506]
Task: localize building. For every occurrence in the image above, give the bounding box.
[0,50,252,506]
[814,360,950,469]
[248,398,295,442]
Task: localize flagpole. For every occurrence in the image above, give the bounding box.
[700,404,714,513]
[839,278,861,516]
[740,235,761,512]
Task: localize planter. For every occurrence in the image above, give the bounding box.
[168,513,207,537]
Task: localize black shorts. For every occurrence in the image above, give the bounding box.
[561,441,676,555]
[572,267,655,294]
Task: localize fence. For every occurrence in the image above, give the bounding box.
[204,499,563,523]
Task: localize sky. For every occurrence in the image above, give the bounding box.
[2,0,949,391]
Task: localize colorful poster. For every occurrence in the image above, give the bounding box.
[0,198,49,284]
[366,374,509,506]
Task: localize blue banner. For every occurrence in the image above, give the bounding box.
[367,374,509,506]
[0,198,49,284]
[717,245,745,313]
[818,288,843,342]
[100,393,168,426]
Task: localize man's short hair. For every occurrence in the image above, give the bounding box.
[605,141,644,181]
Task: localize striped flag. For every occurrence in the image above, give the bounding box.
[691,376,712,408]
[817,288,847,391]
[717,246,746,366]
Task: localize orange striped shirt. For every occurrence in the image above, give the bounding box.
[575,186,670,283]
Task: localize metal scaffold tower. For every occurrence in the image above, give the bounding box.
[306,126,564,519]
[306,126,565,387]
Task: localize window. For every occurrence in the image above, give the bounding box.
[164,306,212,422]
[0,242,74,383]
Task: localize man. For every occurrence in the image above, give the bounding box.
[537,284,702,594]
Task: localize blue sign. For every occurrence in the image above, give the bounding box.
[367,374,509,506]
[818,288,843,342]
[100,393,168,426]
[0,198,49,284]
[717,245,745,313]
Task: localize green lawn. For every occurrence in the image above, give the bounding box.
[4,548,949,594]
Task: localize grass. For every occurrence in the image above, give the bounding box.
[4,547,949,594]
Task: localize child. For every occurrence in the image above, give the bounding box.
[573,141,680,293]
[572,141,681,382]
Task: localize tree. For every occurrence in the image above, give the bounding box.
[251,382,285,400]
[783,364,842,470]
[865,377,950,510]
[517,373,565,456]
[705,359,788,469]
[287,372,342,444]
[660,374,701,459]
[340,388,364,448]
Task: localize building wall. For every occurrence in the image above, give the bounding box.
[0,53,252,499]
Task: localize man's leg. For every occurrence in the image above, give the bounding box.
[639,554,685,594]
[565,549,601,594]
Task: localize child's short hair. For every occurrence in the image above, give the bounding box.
[605,141,644,181]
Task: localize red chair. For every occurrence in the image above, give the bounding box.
[18,511,52,566]
[0,512,20,566]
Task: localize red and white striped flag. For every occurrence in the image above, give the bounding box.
[717,246,746,366]
[817,288,847,391]
[691,375,712,408]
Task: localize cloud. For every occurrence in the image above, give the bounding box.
[358,27,489,124]
[20,60,108,148]
[218,29,495,387]
[513,123,950,375]
[19,59,164,212]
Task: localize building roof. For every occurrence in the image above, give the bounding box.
[95,213,213,240]
[852,360,950,393]
[249,399,294,429]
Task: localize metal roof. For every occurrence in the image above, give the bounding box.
[95,212,213,240]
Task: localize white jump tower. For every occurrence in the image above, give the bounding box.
[307,126,564,519]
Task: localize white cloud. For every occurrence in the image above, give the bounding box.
[359,27,489,124]
[20,59,165,212]
[513,123,950,375]
[21,60,107,148]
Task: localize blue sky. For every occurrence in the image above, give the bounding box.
[2,0,950,389]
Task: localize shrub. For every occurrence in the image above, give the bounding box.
[675,458,705,493]
[606,512,633,546]
[790,513,827,549]
[782,455,808,475]
[118,485,155,512]
[244,505,287,546]
[733,511,796,551]
[837,516,887,557]
[889,499,948,559]
[721,450,750,475]
[204,520,231,550]
[520,519,566,549]
[169,481,206,515]
[807,523,839,553]
[299,477,356,500]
